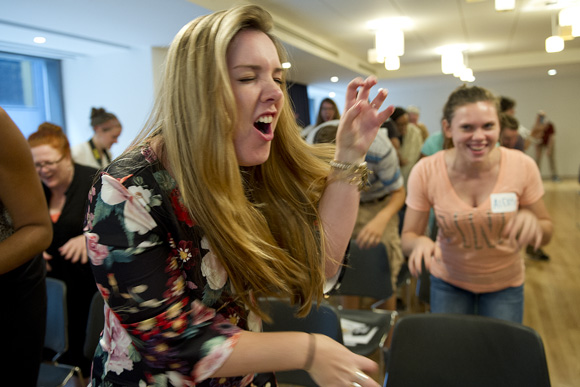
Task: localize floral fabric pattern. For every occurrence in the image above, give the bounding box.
[86,145,276,386]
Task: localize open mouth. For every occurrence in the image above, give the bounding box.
[254,115,273,134]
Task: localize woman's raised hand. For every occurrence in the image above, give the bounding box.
[335,76,394,163]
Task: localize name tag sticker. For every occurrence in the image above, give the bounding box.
[490,193,518,213]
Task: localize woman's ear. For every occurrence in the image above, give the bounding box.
[442,119,452,138]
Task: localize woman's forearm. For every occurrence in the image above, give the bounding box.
[211,331,311,377]
[318,176,360,278]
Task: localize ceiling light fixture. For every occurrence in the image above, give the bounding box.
[546,13,565,53]
[282,62,292,69]
[439,45,475,82]
[367,48,384,64]
[330,76,339,82]
[384,56,400,71]
[548,69,557,76]
[545,35,564,52]
[441,49,464,75]
[367,18,407,71]
[559,5,580,37]
[33,36,46,44]
[329,92,336,98]
[495,0,515,12]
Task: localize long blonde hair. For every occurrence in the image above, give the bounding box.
[132,5,334,318]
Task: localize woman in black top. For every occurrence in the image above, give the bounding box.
[29,122,98,377]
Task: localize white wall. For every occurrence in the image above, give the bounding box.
[374,71,580,179]
[62,47,155,159]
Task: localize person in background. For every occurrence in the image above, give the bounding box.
[28,122,98,377]
[383,108,405,165]
[391,107,423,187]
[532,111,560,182]
[406,105,429,141]
[315,98,341,126]
[402,85,552,323]
[420,130,454,158]
[499,96,530,150]
[500,113,551,261]
[71,107,122,169]
[499,113,523,151]
[0,107,53,386]
[302,98,342,139]
[84,5,392,387]
[311,121,406,312]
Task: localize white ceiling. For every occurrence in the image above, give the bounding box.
[2,0,580,92]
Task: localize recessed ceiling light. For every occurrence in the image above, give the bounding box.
[282,62,291,69]
[330,76,339,82]
[329,92,336,98]
[548,69,557,76]
[33,36,46,44]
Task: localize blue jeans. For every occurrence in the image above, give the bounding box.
[429,275,524,323]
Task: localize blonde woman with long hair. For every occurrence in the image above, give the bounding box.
[85,5,393,387]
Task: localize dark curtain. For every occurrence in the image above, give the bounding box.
[287,82,310,128]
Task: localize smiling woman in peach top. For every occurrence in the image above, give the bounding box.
[402,85,552,323]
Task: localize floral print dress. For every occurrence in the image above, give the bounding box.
[85,144,276,387]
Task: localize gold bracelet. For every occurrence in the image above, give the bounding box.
[329,160,370,191]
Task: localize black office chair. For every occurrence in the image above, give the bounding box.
[385,314,551,387]
[261,298,343,387]
[331,240,398,375]
[37,278,83,387]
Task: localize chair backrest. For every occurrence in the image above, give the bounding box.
[261,298,343,343]
[334,240,393,301]
[44,277,68,361]
[386,314,551,387]
[261,298,343,387]
[84,291,105,359]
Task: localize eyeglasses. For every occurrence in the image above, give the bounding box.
[34,155,65,170]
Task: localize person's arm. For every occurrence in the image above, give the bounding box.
[401,207,438,277]
[214,331,379,386]
[0,108,52,274]
[318,77,394,278]
[356,186,405,249]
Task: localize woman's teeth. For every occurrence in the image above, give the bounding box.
[255,116,273,124]
[254,116,273,134]
[469,144,485,151]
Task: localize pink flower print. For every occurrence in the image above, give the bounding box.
[141,145,158,163]
[101,305,135,375]
[200,238,228,290]
[192,334,240,383]
[96,284,110,301]
[240,373,255,387]
[85,232,109,266]
[87,185,97,203]
[84,209,95,231]
[100,174,157,235]
[190,300,216,325]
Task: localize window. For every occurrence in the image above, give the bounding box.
[0,52,65,138]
